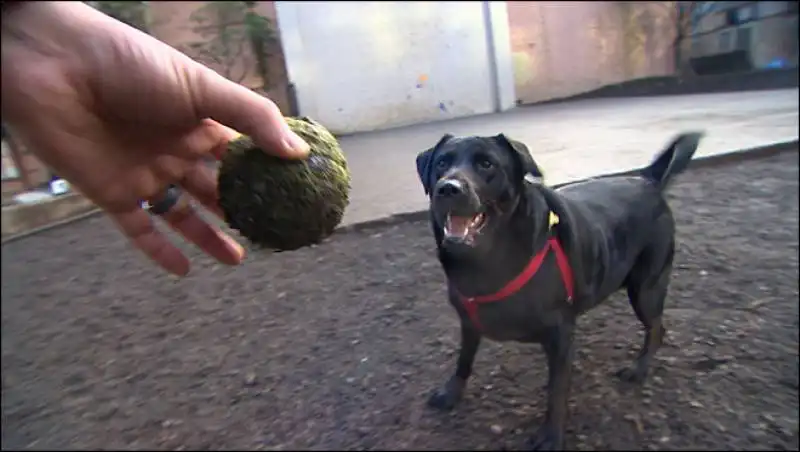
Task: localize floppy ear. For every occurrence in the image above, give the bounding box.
[495,134,545,181]
[416,134,453,195]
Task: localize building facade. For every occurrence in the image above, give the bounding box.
[683,1,799,69]
[274,1,516,135]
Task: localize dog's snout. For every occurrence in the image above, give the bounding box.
[435,179,465,198]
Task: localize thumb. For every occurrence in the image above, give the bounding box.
[186,63,310,160]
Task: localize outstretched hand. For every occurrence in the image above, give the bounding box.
[1,1,309,276]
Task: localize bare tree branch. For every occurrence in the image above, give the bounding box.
[232,29,250,84]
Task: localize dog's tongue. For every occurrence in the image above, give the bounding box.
[448,215,472,237]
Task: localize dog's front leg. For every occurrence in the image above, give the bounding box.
[527,324,575,451]
[427,321,481,411]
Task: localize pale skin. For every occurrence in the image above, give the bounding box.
[1,1,310,276]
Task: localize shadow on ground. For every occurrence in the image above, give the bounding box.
[2,152,798,451]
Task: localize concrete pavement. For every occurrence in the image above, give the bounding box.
[338,88,799,227]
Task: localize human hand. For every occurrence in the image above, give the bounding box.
[1,1,310,276]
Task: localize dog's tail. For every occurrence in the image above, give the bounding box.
[640,131,704,190]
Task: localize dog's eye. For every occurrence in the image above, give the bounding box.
[435,159,449,171]
[475,157,493,170]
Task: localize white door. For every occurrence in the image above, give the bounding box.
[277,1,503,134]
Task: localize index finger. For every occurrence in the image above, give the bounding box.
[186,63,310,160]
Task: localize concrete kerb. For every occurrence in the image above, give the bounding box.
[2,140,797,246]
[334,140,800,235]
[1,206,106,245]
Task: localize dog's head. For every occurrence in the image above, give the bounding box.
[415,134,544,253]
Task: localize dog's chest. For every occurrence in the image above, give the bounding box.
[450,280,568,343]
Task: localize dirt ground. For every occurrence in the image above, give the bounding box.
[2,151,798,451]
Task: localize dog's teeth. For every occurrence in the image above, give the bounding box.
[469,214,484,228]
[445,215,472,237]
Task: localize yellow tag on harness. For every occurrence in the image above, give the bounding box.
[549,211,560,228]
[538,169,559,229]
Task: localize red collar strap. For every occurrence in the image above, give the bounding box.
[456,237,574,331]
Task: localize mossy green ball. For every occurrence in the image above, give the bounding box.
[217,117,351,251]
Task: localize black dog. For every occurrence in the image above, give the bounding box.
[415,131,703,450]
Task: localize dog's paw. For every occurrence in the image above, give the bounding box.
[426,377,465,411]
[615,366,648,384]
[525,425,564,451]
[426,388,460,411]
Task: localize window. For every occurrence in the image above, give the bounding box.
[736,5,755,23]
[718,30,733,52]
[735,26,752,51]
[725,9,737,25]
[691,3,711,34]
[691,37,703,56]
[722,4,757,26]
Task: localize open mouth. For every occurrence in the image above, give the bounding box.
[443,212,486,244]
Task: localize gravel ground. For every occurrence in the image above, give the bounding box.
[2,151,798,451]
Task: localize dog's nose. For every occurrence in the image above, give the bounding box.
[435,179,464,198]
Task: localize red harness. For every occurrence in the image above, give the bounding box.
[455,237,574,332]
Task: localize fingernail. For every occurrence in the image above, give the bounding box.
[225,128,243,141]
[282,130,310,157]
[223,234,246,263]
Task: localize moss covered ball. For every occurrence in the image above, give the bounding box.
[217,116,351,251]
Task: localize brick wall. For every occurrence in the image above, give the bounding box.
[147,1,292,113]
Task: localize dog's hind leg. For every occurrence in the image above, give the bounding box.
[427,322,481,411]
[616,241,674,383]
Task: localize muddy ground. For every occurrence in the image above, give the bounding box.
[2,151,799,451]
